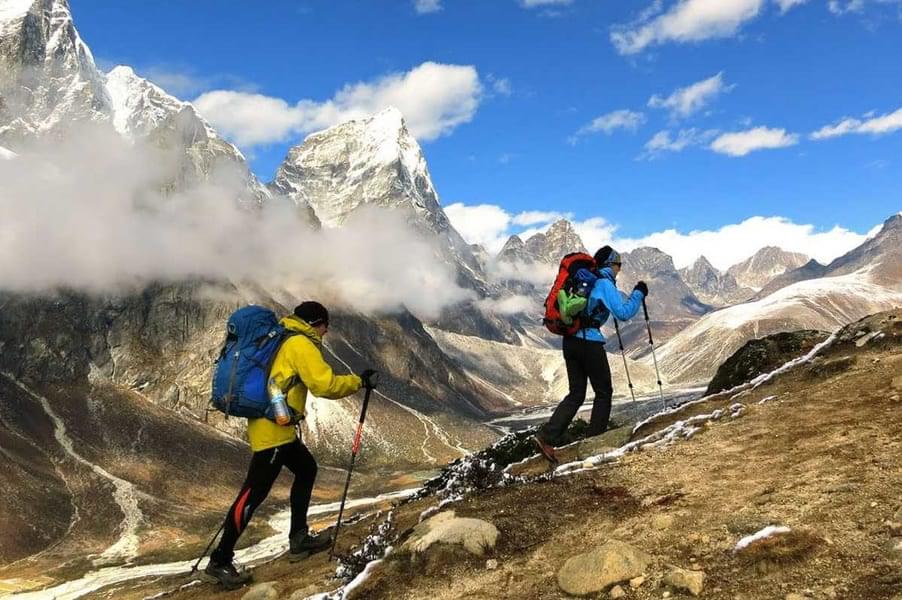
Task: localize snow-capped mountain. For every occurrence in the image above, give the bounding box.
[679,255,754,306]
[523,219,588,264]
[726,246,810,291]
[753,214,902,300]
[271,107,480,277]
[824,213,901,288]
[105,65,275,207]
[652,214,902,383]
[0,0,111,146]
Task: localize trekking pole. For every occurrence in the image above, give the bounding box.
[612,318,637,403]
[329,382,375,560]
[190,522,224,575]
[642,298,666,410]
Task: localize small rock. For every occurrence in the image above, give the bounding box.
[664,566,705,597]
[663,592,671,599]
[610,585,626,599]
[629,575,646,589]
[784,594,806,600]
[653,514,675,530]
[557,540,652,596]
[871,502,879,508]
[402,511,499,557]
[701,535,711,544]
[242,582,279,600]
[486,559,499,570]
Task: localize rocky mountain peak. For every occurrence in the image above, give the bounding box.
[623,246,678,276]
[727,246,809,291]
[0,0,111,146]
[271,106,441,229]
[680,254,753,307]
[105,65,206,141]
[823,212,902,288]
[524,219,587,264]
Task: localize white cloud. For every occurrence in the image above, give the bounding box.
[520,0,574,7]
[0,125,473,320]
[710,126,799,156]
[476,294,537,316]
[811,107,902,140]
[642,128,718,156]
[512,210,572,226]
[648,72,732,119]
[414,0,443,13]
[775,0,809,12]
[828,0,865,13]
[445,203,514,253]
[570,109,646,142]
[490,76,513,96]
[617,216,872,270]
[611,0,765,55]
[194,62,482,147]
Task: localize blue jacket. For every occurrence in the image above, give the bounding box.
[571,267,643,343]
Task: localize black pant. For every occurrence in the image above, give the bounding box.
[211,438,317,564]
[540,336,614,445]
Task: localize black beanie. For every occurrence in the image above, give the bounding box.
[294,301,329,327]
[594,245,614,265]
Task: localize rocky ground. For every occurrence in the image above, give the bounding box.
[87,309,901,600]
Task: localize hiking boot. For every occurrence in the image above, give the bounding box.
[289,529,332,561]
[533,434,558,464]
[203,559,252,589]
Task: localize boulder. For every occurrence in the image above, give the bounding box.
[610,584,626,599]
[242,582,279,600]
[664,566,705,596]
[557,540,651,596]
[402,511,499,558]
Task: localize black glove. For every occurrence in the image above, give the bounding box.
[360,369,380,389]
[633,281,649,298]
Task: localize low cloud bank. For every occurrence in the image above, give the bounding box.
[0,126,470,320]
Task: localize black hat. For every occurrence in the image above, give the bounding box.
[294,301,329,327]
[594,245,616,265]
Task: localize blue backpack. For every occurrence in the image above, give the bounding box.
[211,305,295,420]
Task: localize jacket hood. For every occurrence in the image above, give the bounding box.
[599,266,617,282]
[280,315,322,345]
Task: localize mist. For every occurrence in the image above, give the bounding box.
[0,125,472,320]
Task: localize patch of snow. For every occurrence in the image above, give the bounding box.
[855,330,883,347]
[0,0,34,33]
[758,395,777,405]
[8,488,418,600]
[0,146,18,160]
[734,525,792,552]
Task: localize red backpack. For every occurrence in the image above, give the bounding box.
[543,252,597,336]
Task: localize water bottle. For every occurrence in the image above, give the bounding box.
[268,378,291,426]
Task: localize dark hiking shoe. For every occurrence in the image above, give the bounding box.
[203,559,252,589]
[289,530,332,561]
[533,434,558,464]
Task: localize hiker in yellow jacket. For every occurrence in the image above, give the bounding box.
[206,301,377,587]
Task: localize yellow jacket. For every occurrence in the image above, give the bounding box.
[246,315,362,452]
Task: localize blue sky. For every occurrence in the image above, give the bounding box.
[75,0,901,268]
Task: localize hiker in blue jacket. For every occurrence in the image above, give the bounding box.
[534,246,648,463]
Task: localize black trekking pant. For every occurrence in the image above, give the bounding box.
[540,336,613,445]
[211,438,317,564]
